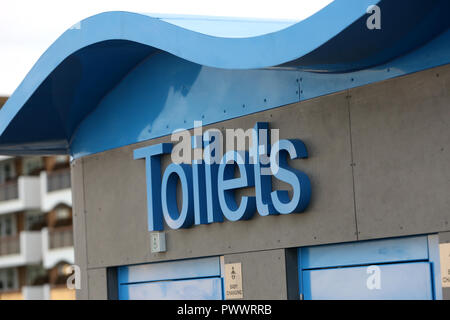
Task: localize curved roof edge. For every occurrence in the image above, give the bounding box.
[0,0,449,157]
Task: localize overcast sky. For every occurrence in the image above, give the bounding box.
[0,0,332,96]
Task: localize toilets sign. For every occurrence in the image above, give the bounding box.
[134,122,311,231]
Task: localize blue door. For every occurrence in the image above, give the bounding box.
[118,257,223,300]
[298,235,442,300]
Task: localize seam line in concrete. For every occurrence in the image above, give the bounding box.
[346,89,359,240]
[81,157,90,298]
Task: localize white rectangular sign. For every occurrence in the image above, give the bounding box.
[440,243,450,288]
[224,263,243,299]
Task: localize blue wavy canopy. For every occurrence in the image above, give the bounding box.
[0,0,449,156]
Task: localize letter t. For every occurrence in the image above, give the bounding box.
[134,143,173,231]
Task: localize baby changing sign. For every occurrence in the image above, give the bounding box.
[440,243,450,288]
[224,263,243,299]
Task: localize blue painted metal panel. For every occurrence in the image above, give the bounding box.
[301,236,429,270]
[299,28,450,101]
[118,257,220,284]
[69,53,299,158]
[303,262,433,300]
[68,28,450,159]
[282,0,450,72]
[118,277,223,300]
[1,1,450,156]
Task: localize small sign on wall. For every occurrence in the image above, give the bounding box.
[224,263,243,299]
[440,243,450,288]
[150,232,166,253]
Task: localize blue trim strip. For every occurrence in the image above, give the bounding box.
[117,256,221,284]
[119,277,223,300]
[300,236,429,270]
[297,249,304,300]
[119,274,220,286]
[427,234,443,300]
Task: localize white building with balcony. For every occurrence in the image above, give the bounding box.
[41,227,74,269]
[0,153,75,300]
[0,176,41,215]
[0,231,42,268]
[40,169,72,213]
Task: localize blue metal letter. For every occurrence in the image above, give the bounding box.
[192,134,210,225]
[252,122,277,216]
[192,160,209,225]
[204,132,224,223]
[134,143,173,231]
[270,139,311,214]
[161,163,194,229]
[218,151,256,221]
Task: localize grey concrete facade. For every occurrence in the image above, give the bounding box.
[72,64,450,299]
[223,249,288,300]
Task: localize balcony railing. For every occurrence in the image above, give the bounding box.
[49,226,73,249]
[0,180,18,201]
[0,235,20,256]
[47,169,71,192]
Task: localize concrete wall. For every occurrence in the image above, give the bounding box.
[72,64,450,299]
